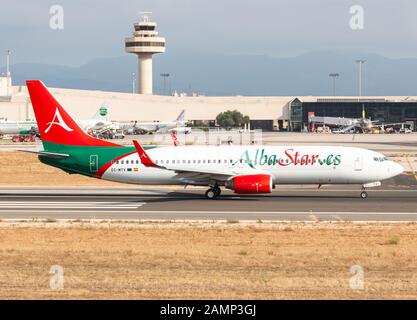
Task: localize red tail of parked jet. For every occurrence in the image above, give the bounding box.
[26,80,118,147]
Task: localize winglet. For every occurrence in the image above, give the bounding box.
[133,140,158,167]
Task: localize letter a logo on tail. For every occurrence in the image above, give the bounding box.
[45,107,74,133]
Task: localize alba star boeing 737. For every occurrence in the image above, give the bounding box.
[25,80,404,199]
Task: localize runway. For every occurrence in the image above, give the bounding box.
[0,187,417,221]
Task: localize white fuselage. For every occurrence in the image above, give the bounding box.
[0,121,37,135]
[77,119,115,132]
[0,119,113,135]
[129,121,185,133]
[101,145,403,186]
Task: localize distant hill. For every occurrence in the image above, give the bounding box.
[2,51,417,96]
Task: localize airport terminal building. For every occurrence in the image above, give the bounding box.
[289,97,417,131]
[1,80,417,132]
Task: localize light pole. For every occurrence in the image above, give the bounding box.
[160,73,170,95]
[329,73,339,96]
[355,59,366,97]
[132,73,136,94]
[5,50,11,97]
[6,50,11,77]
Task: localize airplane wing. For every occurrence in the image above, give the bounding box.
[133,140,266,184]
[371,122,410,128]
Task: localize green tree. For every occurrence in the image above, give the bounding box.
[216,110,250,128]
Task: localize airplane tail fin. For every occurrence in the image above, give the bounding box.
[175,109,186,122]
[170,132,181,146]
[92,102,110,120]
[26,80,119,148]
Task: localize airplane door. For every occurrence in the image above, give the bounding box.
[354,154,363,171]
[90,155,98,173]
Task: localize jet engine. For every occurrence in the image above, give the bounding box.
[225,174,273,194]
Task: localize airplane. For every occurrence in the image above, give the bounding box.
[169,126,192,135]
[0,103,114,137]
[0,119,38,136]
[76,103,115,132]
[309,114,412,134]
[123,110,188,134]
[25,80,404,199]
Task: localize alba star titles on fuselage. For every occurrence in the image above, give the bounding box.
[25,80,404,199]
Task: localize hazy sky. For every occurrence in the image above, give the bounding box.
[2,0,417,66]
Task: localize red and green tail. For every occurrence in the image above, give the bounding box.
[26,80,134,178]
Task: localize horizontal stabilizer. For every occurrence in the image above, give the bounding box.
[19,150,70,159]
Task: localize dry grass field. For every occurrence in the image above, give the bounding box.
[0,221,417,299]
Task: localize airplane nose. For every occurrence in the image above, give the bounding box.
[390,161,404,177]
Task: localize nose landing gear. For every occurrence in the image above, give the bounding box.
[360,185,368,199]
[205,186,221,199]
[360,191,368,199]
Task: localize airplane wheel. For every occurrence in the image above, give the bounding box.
[205,189,217,199]
[360,191,368,199]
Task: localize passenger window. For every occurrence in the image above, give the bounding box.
[193,160,196,164]
[116,160,119,164]
[208,160,211,164]
[121,160,124,164]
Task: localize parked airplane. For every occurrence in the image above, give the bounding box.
[25,80,404,199]
[0,119,37,136]
[77,103,114,132]
[0,103,113,137]
[123,110,188,134]
[169,126,192,134]
[309,115,411,134]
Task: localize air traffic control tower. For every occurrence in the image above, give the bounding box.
[125,13,166,95]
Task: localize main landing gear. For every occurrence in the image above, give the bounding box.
[205,186,221,199]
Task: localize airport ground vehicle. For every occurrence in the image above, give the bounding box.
[12,133,36,142]
[25,80,404,199]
